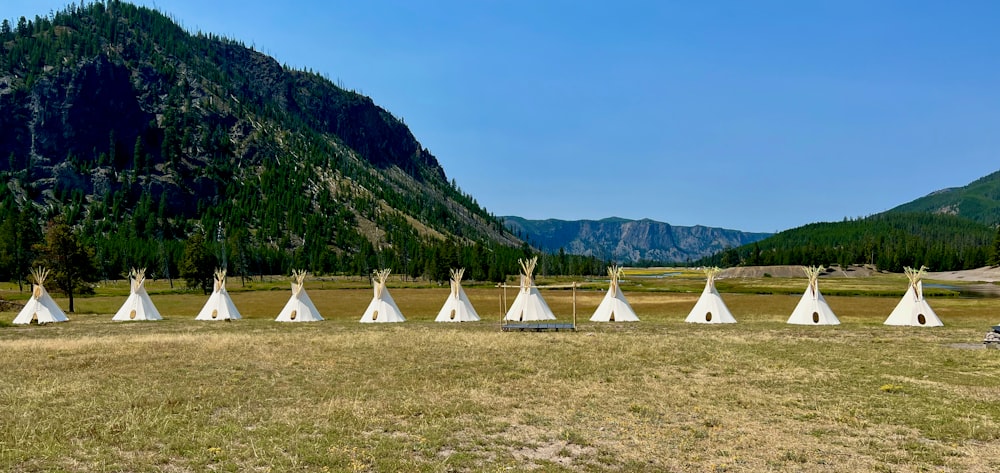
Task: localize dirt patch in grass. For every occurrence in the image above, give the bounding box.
[510,439,595,469]
[948,342,999,350]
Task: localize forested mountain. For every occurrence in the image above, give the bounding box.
[698,213,994,272]
[698,169,1000,272]
[0,1,548,284]
[502,216,771,264]
[886,170,1000,225]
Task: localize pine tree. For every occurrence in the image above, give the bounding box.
[33,220,97,312]
[991,226,1000,266]
[133,135,146,175]
[179,232,215,294]
[0,207,41,290]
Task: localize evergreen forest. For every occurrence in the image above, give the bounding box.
[699,213,998,272]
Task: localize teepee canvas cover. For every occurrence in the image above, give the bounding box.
[13,267,69,325]
[505,257,557,322]
[590,266,639,322]
[275,270,324,322]
[685,267,736,324]
[113,268,162,321]
[884,266,942,327]
[360,269,406,323]
[435,268,480,322]
[195,269,242,321]
[787,266,840,325]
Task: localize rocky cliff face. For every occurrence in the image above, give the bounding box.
[2,54,157,170]
[0,24,448,211]
[502,217,771,263]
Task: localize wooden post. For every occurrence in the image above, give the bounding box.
[572,282,577,329]
[503,280,507,312]
[502,281,507,318]
[498,283,504,328]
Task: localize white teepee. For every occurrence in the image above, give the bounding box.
[787,266,840,325]
[685,267,736,324]
[590,266,639,322]
[359,269,406,323]
[13,267,69,325]
[435,268,481,322]
[504,257,557,322]
[195,269,242,321]
[884,266,943,327]
[113,267,163,321]
[275,270,324,322]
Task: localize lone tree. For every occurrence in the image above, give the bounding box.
[33,220,97,313]
[180,232,216,294]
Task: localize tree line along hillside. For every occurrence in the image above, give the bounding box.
[0,1,611,289]
[699,213,1000,272]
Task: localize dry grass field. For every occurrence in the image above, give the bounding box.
[1,272,999,472]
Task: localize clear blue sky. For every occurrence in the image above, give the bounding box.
[8,1,1000,233]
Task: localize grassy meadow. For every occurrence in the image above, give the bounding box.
[1,271,999,472]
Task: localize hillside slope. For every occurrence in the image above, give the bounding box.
[502,216,771,263]
[0,1,519,281]
[886,170,1000,225]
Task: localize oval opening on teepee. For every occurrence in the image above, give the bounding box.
[129,310,137,320]
[812,312,820,323]
[372,310,379,321]
[33,286,41,298]
[705,312,713,322]
[212,309,218,319]
[450,309,456,320]
[290,310,297,321]
[917,313,926,325]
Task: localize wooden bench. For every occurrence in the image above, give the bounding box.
[502,323,576,332]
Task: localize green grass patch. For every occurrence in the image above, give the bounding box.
[1,273,999,471]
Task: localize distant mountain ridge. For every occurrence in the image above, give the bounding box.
[502,217,771,263]
[886,170,1000,225]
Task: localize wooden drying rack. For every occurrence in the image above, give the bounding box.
[496,282,578,332]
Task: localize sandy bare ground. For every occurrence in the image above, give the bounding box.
[720,265,878,279]
[927,266,1000,283]
[717,265,1000,298]
[721,264,1000,283]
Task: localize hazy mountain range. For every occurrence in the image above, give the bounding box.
[502,216,771,263]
